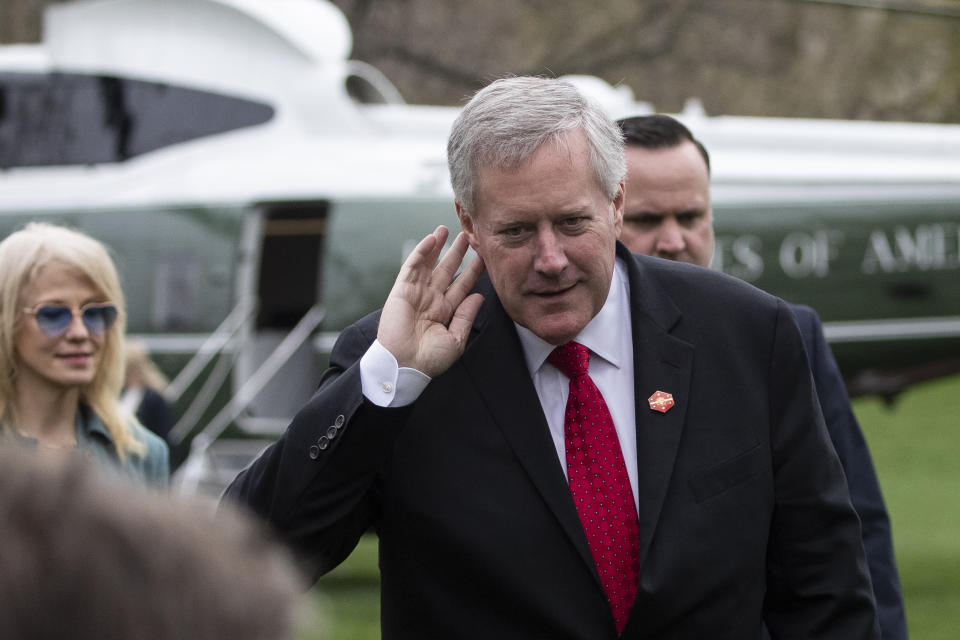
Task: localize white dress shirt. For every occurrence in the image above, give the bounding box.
[514,259,638,512]
[360,258,638,513]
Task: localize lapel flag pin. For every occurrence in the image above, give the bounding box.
[648,390,675,413]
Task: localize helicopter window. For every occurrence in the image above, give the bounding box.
[0,72,274,169]
[345,74,389,105]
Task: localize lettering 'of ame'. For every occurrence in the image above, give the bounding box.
[862,223,960,274]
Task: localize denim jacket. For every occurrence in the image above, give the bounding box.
[6,403,169,488]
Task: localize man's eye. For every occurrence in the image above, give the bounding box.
[678,212,702,227]
[498,226,531,243]
[559,217,588,231]
[625,216,659,228]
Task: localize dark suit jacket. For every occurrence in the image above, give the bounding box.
[134,387,174,442]
[226,243,879,639]
[789,304,907,639]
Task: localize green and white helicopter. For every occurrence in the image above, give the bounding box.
[2,0,959,494]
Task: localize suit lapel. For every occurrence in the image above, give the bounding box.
[458,248,697,588]
[459,276,600,583]
[620,245,695,572]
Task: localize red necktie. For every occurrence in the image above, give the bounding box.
[549,341,640,634]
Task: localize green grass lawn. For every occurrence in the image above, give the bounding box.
[299,374,960,639]
[854,374,960,639]
[299,535,380,640]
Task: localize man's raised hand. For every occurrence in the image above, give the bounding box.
[377,226,485,377]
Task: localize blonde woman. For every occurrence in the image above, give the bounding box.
[0,222,168,485]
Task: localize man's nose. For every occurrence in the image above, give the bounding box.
[655,218,686,255]
[534,230,568,275]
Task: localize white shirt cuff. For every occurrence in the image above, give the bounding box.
[359,339,431,407]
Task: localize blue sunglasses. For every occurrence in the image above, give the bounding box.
[23,303,118,338]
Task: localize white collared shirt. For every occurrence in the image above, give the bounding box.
[514,259,638,513]
[360,259,638,512]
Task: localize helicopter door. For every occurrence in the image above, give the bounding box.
[236,202,329,434]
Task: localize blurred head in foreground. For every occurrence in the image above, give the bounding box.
[0,445,305,640]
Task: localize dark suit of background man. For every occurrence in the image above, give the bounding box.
[616,114,907,640]
[225,76,880,639]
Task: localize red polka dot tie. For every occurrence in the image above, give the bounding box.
[549,341,639,634]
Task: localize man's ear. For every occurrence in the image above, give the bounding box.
[455,201,478,250]
[611,180,625,235]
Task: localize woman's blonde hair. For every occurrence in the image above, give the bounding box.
[0,222,144,460]
[124,338,169,393]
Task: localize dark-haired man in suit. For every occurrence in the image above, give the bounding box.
[226,77,880,639]
[617,113,906,640]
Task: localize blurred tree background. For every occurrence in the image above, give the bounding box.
[3,0,959,122]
